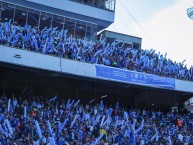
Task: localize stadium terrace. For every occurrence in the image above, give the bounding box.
[0,0,192,81]
[0,0,193,145]
[0,93,193,144]
[0,20,192,81]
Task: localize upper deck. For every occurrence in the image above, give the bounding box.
[3,0,115,31]
[69,0,116,11]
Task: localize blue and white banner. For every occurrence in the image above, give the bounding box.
[7,99,11,113]
[95,65,175,89]
[24,106,27,118]
[49,137,56,145]
[5,119,13,135]
[35,120,42,139]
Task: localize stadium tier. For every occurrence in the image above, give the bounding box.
[0,1,192,82]
[0,0,193,144]
[98,30,142,50]
[0,0,115,41]
[0,93,192,144]
[0,20,192,82]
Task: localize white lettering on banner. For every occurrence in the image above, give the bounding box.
[113,70,126,78]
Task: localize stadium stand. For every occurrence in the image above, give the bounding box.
[0,1,193,144]
[0,20,192,81]
[0,93,192,145]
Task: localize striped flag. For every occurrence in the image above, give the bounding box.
[35,120,42,139]
[74,100,80,108]
[7,99,11,113]
[49,96,57,102]
[5,119,13,135]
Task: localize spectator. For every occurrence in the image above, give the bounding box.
[0,93,192,144]
[0,20,193,81]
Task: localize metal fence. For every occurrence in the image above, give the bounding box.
[69,0,116,11]
[0,1,98,41]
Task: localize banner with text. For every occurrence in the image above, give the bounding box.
[95,65,175,89]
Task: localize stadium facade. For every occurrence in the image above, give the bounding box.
[0,0,193,111]
[0,0,115,41]
[98,30,142,49]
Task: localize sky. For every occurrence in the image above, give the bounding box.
[106,0,193,68]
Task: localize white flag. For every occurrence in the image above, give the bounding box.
[46,120,53,136]
[24,106,27,118]
[8,99,11,113]
[5,119,13,135]
[100,115,105,127]
[74,100,80,108]
[35,120,42,139]
[49,137,56,145]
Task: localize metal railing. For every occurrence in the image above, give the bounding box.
[69,0,115,11]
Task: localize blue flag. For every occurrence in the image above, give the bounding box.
[49,96,57,102]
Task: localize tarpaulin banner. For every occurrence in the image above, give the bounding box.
[95,65,175,89]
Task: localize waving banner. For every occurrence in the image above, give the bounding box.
[95,65,175,89]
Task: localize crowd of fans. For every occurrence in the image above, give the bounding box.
[0,20,193,81]
[0,93,192,145]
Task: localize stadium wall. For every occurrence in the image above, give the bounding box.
[7,0,115,29]
[1,46,193,93]
[25,0,114,22]
[175,80,193,93]
[0,46,96,78]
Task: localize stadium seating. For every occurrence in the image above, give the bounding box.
[0,93,192,144]
[0,20,193,81]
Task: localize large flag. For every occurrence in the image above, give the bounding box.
[71,114,78,128]
[99,100,104,110]
[187,7,193,20]
[100,115,105,127]
[49,95,57,102]
[0,125,5,135]
[66,99,71,109]
[74,100,80,108]
[94,134,104,145]
[7,99,11,113]
[5,119,13,135]
[49,137,56,145]
[35,120,42,139]
[46,120,53,136]
[24,106,27,118]
[58,118,68,133]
